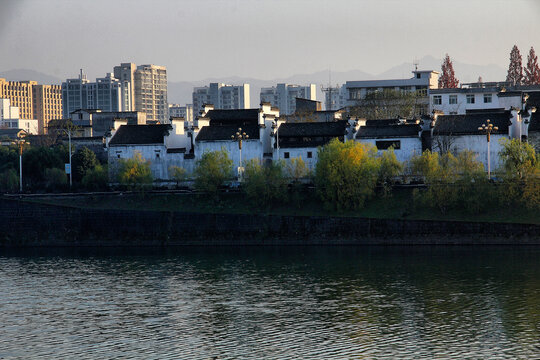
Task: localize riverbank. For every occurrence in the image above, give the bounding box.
[1,193,539,246]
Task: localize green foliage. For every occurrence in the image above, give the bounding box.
[169,166,187,186]
[499,138,538,179]
[410,150,492,214]
[194,149,233,197]
[72,147,98,182]
[0,146,18,172]
[378,149,402,195]
[0,168,19,192]
[315,139,380,210]
[22,145,67,187]
[286,157,309,181]
[44,167,68,191]
[117,152,153,190]
[243,159,287,207]
[81,164,108,191]
[349,89,420,120]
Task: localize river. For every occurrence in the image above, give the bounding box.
[1,246,539,359]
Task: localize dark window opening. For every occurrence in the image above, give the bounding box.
[284,152,290,159]
[376,140,401,150]
[307,151,312,158]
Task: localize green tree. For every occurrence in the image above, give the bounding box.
[117,152,153,190]
[169,165,187,187]
[72,147,99,182]
[81,164,108,191]
[315,139,380,210]
[22,145,67,188]
[0,146,18,172]
[44,167,68,192]
[499,138,538,179]
[286,157,310,207]
[194,149,233,198]
[243,159,287,207]
[0,168,19,192]
[378,149,402,196]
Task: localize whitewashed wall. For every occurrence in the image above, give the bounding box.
[433,134,508,170]
[276,147,318,170]
[195,140,263,169]
[357,137,422,163]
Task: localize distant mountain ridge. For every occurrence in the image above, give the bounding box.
[1,55,507,107]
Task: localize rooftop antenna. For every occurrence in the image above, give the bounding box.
[321,67,335,111]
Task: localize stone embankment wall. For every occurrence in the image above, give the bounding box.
[1,198,539,246]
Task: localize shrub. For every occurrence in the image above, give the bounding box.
[0,168,19,192]
[169,166,187,187]
[243,159,287,207]
[315,139,380,210]
[44,167,67,192]
[72,147,98,182]
[378,149,402,196]
[81,164,108,191]
[117,152,153,190]
[194,149,233,198]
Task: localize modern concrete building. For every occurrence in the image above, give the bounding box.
[192,83,250,115]
[260,83,316,115]
[0,78,37,121]
[134,64,168,124]
[113,62,137,110]
[169,104,194,122]
[62,70,132,119]
[323,85,348,110]
[32,84,63,134]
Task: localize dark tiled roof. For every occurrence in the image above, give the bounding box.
[356,124,421,139]
[109,125,171,145]
[203,109,260,125]
[433,111,511,136]
[0,128,26,140]
[196,124,260,141]
[278,120,348,138]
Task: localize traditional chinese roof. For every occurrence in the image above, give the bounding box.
[109,124,171,145]
[356,124,421,139]
[433,111,511,136]
[195,124,260,141]
[203,109,260,125]
[278,120,348,138]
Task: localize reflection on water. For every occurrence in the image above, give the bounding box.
[1,246,540,359]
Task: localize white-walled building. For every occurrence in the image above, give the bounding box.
[431,111,512,170]
[192,83,250,115]
[260,84,316,115]
[355,122,423,163]
[345,70,439,107]
[0,98,38,134]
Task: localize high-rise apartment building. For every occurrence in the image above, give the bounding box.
[62,70,131,119]
[0,78,37,120]
[259,84,316,115]
[0,78,62,133]
[192,83,250,115]
[113,63,137,109]
[169,104,194,122]
[134,64,168,124]
[33,84,63,133]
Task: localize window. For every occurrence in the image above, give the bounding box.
[307,151,312,158]
[375,140,401,150]
[484,94,492,103]
[416,73,421,79]
[449,95,457,104]
[284,152,290,159]
[433,95,442,105]
[466,94,475,104]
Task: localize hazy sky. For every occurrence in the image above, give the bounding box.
[1,0,539,82]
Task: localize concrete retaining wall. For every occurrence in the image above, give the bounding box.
[1,198,539,246]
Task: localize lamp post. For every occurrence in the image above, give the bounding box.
[478,119,498,180]
[231,127,248,178]
[60,128,73,188]
[12,133,28,193]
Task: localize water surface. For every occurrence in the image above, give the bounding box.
[1,246,539,359]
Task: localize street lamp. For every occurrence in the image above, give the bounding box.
[59,128,73,188]
[478,119,498,180]
[11,133,28,193]
[231,127,248,178]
